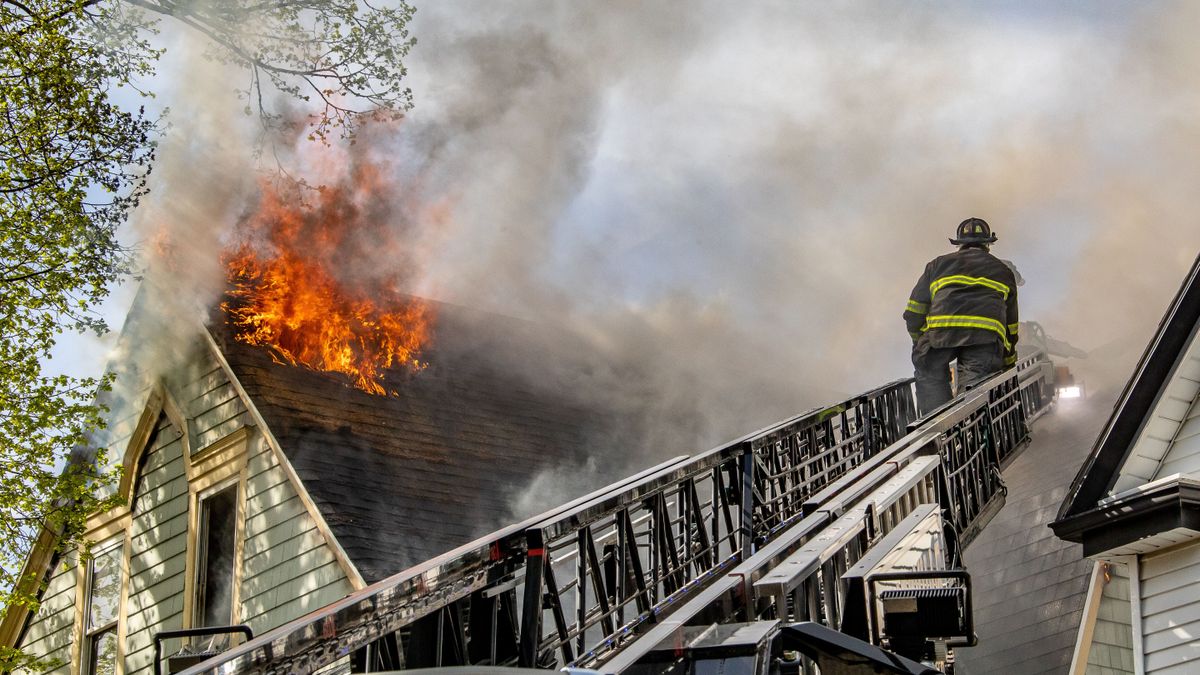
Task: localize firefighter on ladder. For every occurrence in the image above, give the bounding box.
[903,218,1019,415]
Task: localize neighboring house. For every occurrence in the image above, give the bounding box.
[0,291,602,675]
[1052,252,1200,675]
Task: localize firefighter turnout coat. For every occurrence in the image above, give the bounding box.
[903,247,1020,366]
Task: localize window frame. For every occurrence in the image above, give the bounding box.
[82,538,123,675]
[192,480,242,629]
[181,426,252,636]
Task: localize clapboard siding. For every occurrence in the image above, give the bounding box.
[193,396,247,438]
[243,531,329,578]
[186,356,249,454]
[1117,340,1200,488]
[125,415,188,675]
[239,437,353,634]
[1156,382,1200,478]
[195,416,251,451]
[190,380,241,416]
[1142,601,1200,636]
[132,474,187,512]
[14,553,77,674]
[14,335,356,674]
[95,408,144,499]
[1086,562,1135,675]
[128,511,188,554]
[244,494,309,538]
[1141,541,1200,673]
[1150,662,1200,675]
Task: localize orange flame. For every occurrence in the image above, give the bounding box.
[222,169,432,395]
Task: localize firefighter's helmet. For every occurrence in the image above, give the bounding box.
[950,217,998,245]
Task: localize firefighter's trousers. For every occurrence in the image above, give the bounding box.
[912,340,1004,416]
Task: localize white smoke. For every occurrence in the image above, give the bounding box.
[356,1,1200,472]
[94,26,261,444]
[95,2,1200,506]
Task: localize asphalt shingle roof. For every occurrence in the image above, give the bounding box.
[955,396,1115,675]
[213,303,610,583]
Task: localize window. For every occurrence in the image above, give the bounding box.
[85,542,122,675]
[195,484,238,627]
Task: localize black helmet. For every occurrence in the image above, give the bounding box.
[950,217,998,245]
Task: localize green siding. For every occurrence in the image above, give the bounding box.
[184,356,245,454]
[128,511,188,554]
[193,396,246,434]
[244,495,308,539]
[14,552,77,675]
[124,415,188,675]
[91,408,143,501]
[1086,561,1135,675]
[15,339,357,673]
[191,390,249,451]
[239,438,354,634]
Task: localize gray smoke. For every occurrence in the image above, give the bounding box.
[109,2,1200,510]
[95,28,260,449]
[372,1,1200,470]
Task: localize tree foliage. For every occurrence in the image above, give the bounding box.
[0,0,414,664]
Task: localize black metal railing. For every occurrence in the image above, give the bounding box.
[512,379,920,667]
[182,351,1054,675]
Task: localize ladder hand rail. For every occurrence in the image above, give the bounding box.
[182,351,1055,675]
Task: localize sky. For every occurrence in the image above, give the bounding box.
[50,1,1200,456]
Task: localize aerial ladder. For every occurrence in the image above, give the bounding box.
[170,349,1065,675]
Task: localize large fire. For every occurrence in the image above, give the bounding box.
[222,167,433,395]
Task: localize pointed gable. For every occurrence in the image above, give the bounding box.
[1052,252,1200,556]
[210,300,611,582]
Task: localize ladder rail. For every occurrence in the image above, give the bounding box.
[181,352,1054,674]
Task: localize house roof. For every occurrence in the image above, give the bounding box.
[212,301,617,583]
[955,394,1114,674]
[1053,252,1200,526]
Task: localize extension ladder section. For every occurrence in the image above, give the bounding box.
[181,351,1055,674]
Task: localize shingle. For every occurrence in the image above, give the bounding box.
[213,303,629,582]
[954,394,1114,674]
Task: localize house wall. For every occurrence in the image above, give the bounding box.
[1154,381,1200,478]
[14,554,77,674]
[1097,324,1200,675]
[124,413,189,675]
[185,352,356,634]
[239,431,355,633]
[1113,335,1200,493]
[1084,561,1135,675]
[1141,541,1200,674]
[14,341,355,674]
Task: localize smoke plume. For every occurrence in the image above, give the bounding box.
[95,28,260,444]
[383,2,1200,461]
[113,2,1200,506]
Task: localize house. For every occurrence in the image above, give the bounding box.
[1052,252,1200,674]
[0,289,612,675]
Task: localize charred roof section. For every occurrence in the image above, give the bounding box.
[212,301,616,582]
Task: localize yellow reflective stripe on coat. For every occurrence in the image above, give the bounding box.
[929,275,1011,300]
[1008,323,1020,334]
[907,299,929,314]
[922,314,1012,350]
[1004,353,1018,366]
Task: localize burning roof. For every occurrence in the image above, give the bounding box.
[221,171,436,396]
[212,300,610,580]
[152,162,618,579]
